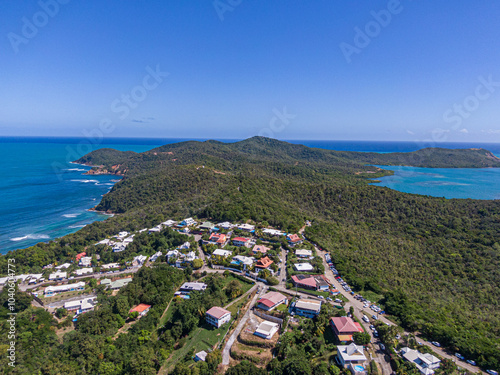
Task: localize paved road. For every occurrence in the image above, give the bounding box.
[222,282,265,365]
[315,247,485,375]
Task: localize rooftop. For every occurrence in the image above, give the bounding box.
[206,306,231,319]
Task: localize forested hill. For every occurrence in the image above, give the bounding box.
[75,137,500,176]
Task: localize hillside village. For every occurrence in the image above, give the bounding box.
[1,217,490,375]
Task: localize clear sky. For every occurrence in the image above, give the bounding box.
[1,1,500,142]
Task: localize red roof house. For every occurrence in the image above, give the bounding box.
[209,232,227,245]
[232,237,251,247]
[76,252,86,261]
[330,316,364,342]
[129,303,152,317]
[255,256,273,270]
[287,234,303,246]
[257,291,288,311]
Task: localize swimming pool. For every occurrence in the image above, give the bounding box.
[354,365,365,372]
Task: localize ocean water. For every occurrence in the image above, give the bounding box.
[1,137,500,253]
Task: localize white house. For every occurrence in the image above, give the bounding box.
[254,321,280,339]
[150,251,163,262]
[95,239,111,246]
[181,217,196,226]
[79,256,92,267]
[295,249,313,258]
[162,219,177,227]
[74,267,93,276]
[64,297,96,312]
[237,223,255,231]
[262,228,285,236]
[232,255,254,268]
[294,263,314,272]
[101,262,120,270]
[336,343,367,367]
[400,347,441,375]
[185,251,197,262]
[55,263,71,270]
[293,299,322,318]
[133,255,148,266]
[212,249,232,258]
[217,221,234,229]
[206,306,231,328]
[45,282,85,296]
[148,226,162,234]
[48,271,67,281]
[180,282,207,293]
[180,241,191,250]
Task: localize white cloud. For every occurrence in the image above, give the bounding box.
[458,128,469,133]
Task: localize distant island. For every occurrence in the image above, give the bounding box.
[1,137,499,374]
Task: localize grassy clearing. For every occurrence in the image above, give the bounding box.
[358,290,384,305]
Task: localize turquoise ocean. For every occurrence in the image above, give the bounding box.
[1,137,500,254]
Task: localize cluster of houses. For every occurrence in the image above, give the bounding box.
[95,231,135,253]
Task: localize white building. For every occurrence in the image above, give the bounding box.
[150,251,163,262]
[79,257,92,267]
[74,268,93,276]
[55,263,71,270]
[162,219,177,227]
[294,263,314,272]
[48,271,67,281]
[95,239,111,246]
[237,223,255,231]
[206,306,231,328]
[213,249,232,258]
[64,297,96,312]
[218,221,234,229]
[293,299,322,318]
[179,282,207,293]
[185,251,197,262]
[232,255,254,267]
[400,347,441,375]
[148,226,162,234]
[181,217,196,226]
[336,343,367,367]
[180,241,191,250]
[45,282,85,296]
[262,228,285,236]
[295,249,313,258]
[133,255,148,266]
[101,262,120,269]
[254,321,280,339]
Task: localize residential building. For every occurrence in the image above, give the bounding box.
[113,243,127,252]
[101,262,120,269]
[213,249,232,258]
[199,221,215,231]
[109,278,132,290]
[28,274,43,284]
[45,282,85,296]
[95,239,111,246]
[287,234,303,246]
[257,291,288,311]
[330,317,364,342]
[254,321,280,339]
[179,282,207,293]
[162,219,177,227]
[79,256,92,267]
[148,226,162,234]
[48,271,67,281]
[293,299,322,318]
[337,343,367,367]
[252,244,269,254]
[133,255,148,266]
[231,255,254,269]
[64,297,96,313]
[217,221,233,229]
[55,263,71,270]
[294,263,314,272]
[100,278,111,286]
[232,237,251,247]
[209,232,227,245]
[238,223,255,232]
[116,231,129,239]
[166,249,180,261]
[255,256,274,270]
[180,241,191,250]
[400,347,441,375]
[205,306,231,328]
[150,251,163,262]
[129,303,152,317]
[194,351,208,362]
[185,251,197,262]
[291,274,330,291]
[295,249,313,258]
[262,228,284,236]
[75,252,86,262]
[74,268,93,276]
[181,217,196,226]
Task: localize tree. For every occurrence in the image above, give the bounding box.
[55,308,68,319]
[192,259,204,269]
[226,280,242,299]
[89,278,97,288]
[226,360,266,375]
[353,332,371,345]
[129,311,139,320]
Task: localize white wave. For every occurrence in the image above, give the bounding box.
[69,224,87,229]
[10,234,50,242]
[62,213,80,218]
[70,179,99,183]
[65,168,86,171]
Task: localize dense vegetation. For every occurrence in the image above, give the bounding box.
[1,137,499,372]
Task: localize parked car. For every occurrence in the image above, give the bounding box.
[318,295,324,299]
[486,370,498,375]
[362,315,369,323]
[455,353,465,360]
[431,341,441,347]
[466,360,477,366]
[372,315,378,320]
[369,325,375,330]
[334,299,342,303]
[379,343,385,351]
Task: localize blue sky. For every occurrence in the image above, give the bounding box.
[1,1,500,142]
